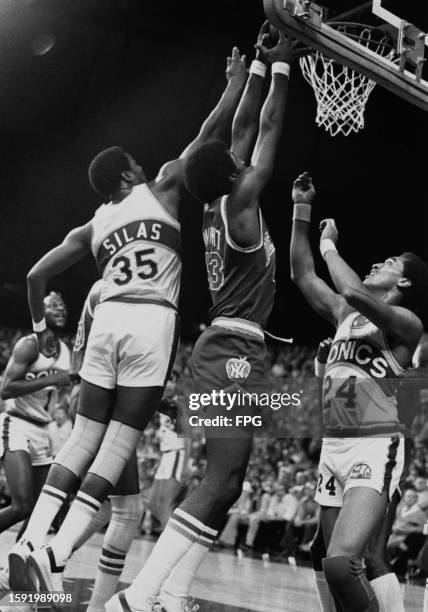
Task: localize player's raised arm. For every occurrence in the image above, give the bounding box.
[319,218,424,347]
[290,173,344,326]
[179,47,247,161]
[27,223,92,348]
[231,23,271,163]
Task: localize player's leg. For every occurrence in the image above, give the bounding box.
[15,464,51,541]
[87,453,142,612]
[365,491,405,612]
[311,510,341,612]
[37,385,162,572]
[121,436,253,612]
[0,450,37,533]
[17,381,114,551]
[323,487,389,612]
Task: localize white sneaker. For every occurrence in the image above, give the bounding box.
[26,546,65,594]
[105,591,137,612]
[0,567,10,591]
[8,539,35,592]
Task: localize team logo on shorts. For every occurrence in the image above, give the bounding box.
[349,463,372,480]
[226,356,251,380]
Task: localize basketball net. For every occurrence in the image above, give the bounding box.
[300,23,395,137]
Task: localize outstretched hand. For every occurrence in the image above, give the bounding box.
[292,171,316,204]
[320,218,339,244]
[255,28,309,65]
[226,47,247,85]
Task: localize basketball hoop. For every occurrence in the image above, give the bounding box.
[300,23,395,136]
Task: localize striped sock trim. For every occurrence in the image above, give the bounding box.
[42,485,67,502]
[98,546,126,575]
[170,521,200,543]
[173,508,207,532]
[75,492,102,512]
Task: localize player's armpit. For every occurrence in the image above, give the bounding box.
[343,287,423,347]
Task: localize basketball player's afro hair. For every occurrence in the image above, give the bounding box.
[88,146,130,199]
[184,139,237,203]
[400,252,428,326]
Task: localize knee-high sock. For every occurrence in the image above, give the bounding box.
[370,574,405,612]
[159,526,217,612]
[49,492,103,566]
[314,570,337,612]
[87,494,142,612]
[124,509,217,611]
[74,499,112,551]
[22,485,68,548]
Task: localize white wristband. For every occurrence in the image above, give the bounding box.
[293,203,311,223]
[250,60,267,78]
[320,239,338,260]
[33,318,46,333]
[272,62,291,77]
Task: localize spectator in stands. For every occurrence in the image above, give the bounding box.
[48,406,73,458]
[388,487,427,579]
[414,477,428,512]
[218,482,254,548]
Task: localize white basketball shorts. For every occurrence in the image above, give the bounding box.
[80,301,179,389]
[315,435,404,508]
[0,413,52,467]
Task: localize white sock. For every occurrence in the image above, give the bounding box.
[159,528,216,612]
[49,492,102,566]
[23,485,67,548]
[314,570,336,612]
[125,509,214,611]
[87,494,142,612]
[370,574,405,612]
[74,499,112,551]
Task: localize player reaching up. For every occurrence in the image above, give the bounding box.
[8,48,248,594]
[290,172,428,611]
[106,26,303,612]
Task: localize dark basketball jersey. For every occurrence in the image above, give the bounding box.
[202,195,276,328]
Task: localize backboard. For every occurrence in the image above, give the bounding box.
[263,0,428,111]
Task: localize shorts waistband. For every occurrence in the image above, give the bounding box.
[7,411,50,427]
[102,296,177,311]
[324,427,403,439]
[211,317,264,340]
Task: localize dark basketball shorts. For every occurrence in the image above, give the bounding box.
[190,319,268,437]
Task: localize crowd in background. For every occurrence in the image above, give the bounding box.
[1,325,428,576]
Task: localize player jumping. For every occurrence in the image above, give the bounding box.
[290,172,428,611]
[8,48,248,595]
[107,26,303,612]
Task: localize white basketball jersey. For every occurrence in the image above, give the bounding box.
[323,312,404,436]
[6,337,71,425]
[91,184,182,307]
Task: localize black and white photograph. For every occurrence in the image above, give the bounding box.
[0,1,427,610]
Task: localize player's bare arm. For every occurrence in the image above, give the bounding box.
[290,173,344,326]
[27,222,92,356]
[151,48,248,214]
[0,336,70,401]
[320,218,423,353]
[231,22,271,164]
[228,31,301,247]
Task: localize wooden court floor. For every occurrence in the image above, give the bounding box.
[0,530,426,611]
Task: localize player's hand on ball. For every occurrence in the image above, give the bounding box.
[256,29,307,65]
[320,218,339,245]
[226,47,247,85]
[36,328,57,358]
[292,171,315,204]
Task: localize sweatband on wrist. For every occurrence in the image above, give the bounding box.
[33,318,46,333]
[320,239,338,259]
[314,358,326,379]
[250,60,267,78]
[293,203,312,223]
[272,62,291,77]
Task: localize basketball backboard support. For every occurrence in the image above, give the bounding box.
[263,0,428,111]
